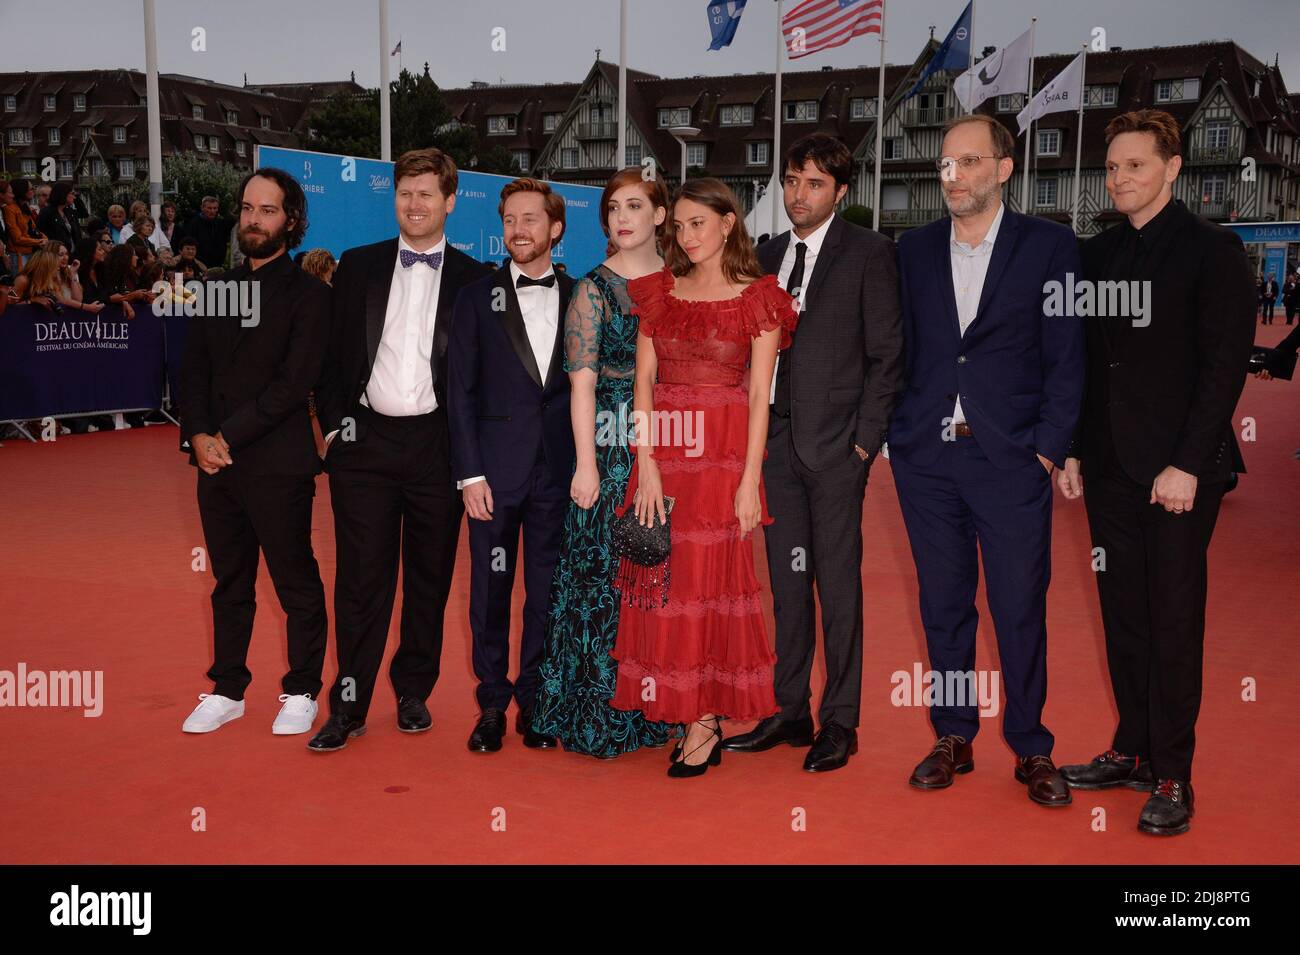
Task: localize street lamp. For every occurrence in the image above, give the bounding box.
[669,125,700,186]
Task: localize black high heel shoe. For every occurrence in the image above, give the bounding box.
[667,718,722,778]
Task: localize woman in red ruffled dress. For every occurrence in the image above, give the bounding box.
[610,177,797,777]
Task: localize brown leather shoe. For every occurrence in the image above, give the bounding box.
[908,735,973,789]
[1015,755,1073,806]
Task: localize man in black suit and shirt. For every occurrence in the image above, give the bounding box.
[179,168,331,737]
[723,133,904,772]
[1057,110,1255,835]
[308,148,491,751]
[448,178,576,753]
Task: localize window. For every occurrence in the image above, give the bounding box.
[112,126,126,143]
[260,115,270,129]
[47,127,61,145]
[624,144,641,166]
[1035,177,1058,207]
[8,128,32,144]
[235,141,246,157]
[1202,174,1227,203]
[209,136,220,154]
[1037,128,1061,157]
[1156,78,1200,103]
[192,105,204,120]
[687,142,706,167]
[138,95,147,106]
[590,104,613,123]
[118,158,135,179]
[90,158,104,177]
[487,114,516,134]
[1205,120,1231,151]
[73,93,86,112]
[513,149,530,172]
[850,97,877,120]
[785,100,818,122]
[720,104,754,126]
[3,95,15,112]
[43,94,56,111]
[58,160,73,179]
[746,141,769,165]
[195,134,206,150]
[227,110,238,124]
[996,93,1025,113]
[1085,85,1117,108]
[918,91,946,110]
[20,159,36,175]
[658,107,690,128]
[543,113,561,133]
[561,147,579,169]
[883,136,902,160]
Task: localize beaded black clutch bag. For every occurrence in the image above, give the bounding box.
[612,496,675,608]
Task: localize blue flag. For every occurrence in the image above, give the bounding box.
[706,0,748,51]
[904,1,973,100]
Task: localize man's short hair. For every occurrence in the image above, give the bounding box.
[943,114,1016,161]
[1105,109,1182,161]
[498,178,566,248]
[784,133,853,189]
[393,148,459,198]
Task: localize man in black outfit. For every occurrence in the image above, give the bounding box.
[1058,110,1255,835]
[179,168,331,737]
[724,134,904,772]
[182,196,237,270]
[308,148,490,752]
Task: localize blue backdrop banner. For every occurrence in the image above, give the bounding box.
[254,146,607,275]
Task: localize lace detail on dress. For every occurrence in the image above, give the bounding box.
[627,266,798,349]
[615,657,774,691]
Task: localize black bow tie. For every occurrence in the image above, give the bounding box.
[515,273,556,289]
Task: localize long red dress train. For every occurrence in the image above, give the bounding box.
[610,265,798,724]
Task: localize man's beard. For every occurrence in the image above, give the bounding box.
[238,222,288,258]
[944,177,1001,217]
[508,236,545,266]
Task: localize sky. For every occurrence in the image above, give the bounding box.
[1,0,1298,94]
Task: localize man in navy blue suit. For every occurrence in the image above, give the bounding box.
[890,114,1084,807]
[448,178,576,754]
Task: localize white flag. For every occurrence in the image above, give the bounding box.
[1017,51,1085,134]
[953,27,1032,112]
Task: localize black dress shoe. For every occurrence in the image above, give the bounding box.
[667,719,723,778]
[803,722,857,773]
[468,709,507,753]
[1139,779,1194,835]
[721,714,814,753]
[307,713,367,752]
[396,696,432,733]
[516,707,557,749]
[1060,750,1153,791]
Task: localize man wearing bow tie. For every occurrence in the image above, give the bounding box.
[309,148,490,752]
[447,178,577,753]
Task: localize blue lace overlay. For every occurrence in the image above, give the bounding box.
[532,266,673,756]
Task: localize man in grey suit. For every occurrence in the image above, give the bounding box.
[723,133,905,772]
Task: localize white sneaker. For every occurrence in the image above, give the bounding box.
[272,693,318,735]
[182,693,245,733]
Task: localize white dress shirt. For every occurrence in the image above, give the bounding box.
[771,212,834,404]
[949,201,1004,426]
[362,234,446,417]
[457,259,559,491]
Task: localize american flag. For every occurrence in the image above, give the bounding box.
[782,0,882,60]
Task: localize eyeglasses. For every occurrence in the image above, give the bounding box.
[98,238,113,245]
[936,155,997,174]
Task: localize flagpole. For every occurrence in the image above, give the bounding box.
[379,0,391,161]
[772,0,784,235]
[1019,16,1036,213]
[1071,44,1087,233]
[962,0,974,116]
[618,0,627,170]
[872,0,886,231]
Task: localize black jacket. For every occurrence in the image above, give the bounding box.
[178,252,331,475]
[181,213,236,269]
[36,204,81,249]
[1074,199,1255,483]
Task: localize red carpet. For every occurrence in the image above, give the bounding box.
[2,323,1298,865]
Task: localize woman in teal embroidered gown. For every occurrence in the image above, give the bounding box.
[532,168,673,757]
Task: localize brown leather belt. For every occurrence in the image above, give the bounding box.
[954,422,973,437]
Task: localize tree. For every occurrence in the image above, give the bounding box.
[841,203,875,229]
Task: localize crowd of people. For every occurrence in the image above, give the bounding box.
[161,108,1271,842]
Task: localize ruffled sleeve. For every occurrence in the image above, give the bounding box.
[626,265,673,338]
[740,273,799,351]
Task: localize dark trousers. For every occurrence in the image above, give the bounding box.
[196,466,327,701]
[1083,442,1224,783]
[467,458,567,713]
[891,437,1055,757]
[762,414,869,728]
[326,406,462,721]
